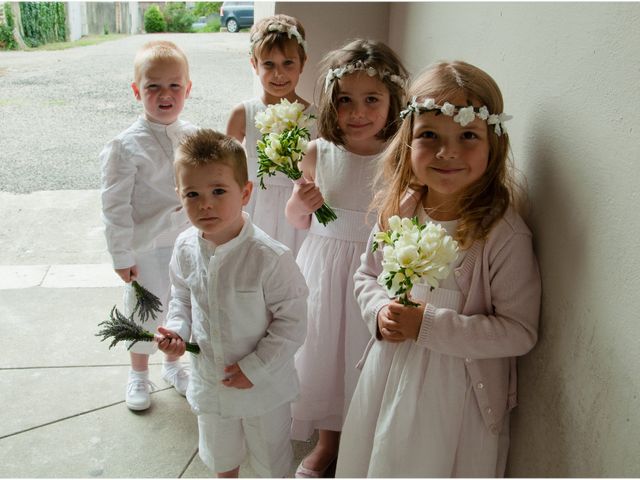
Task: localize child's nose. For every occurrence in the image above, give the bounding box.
[436,142,458,159]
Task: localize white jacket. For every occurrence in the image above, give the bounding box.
[165,216,308,418]
[100,117,196,268]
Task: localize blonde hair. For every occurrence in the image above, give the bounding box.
[375,60,519,249]
[175,129,248,187]
[316,39,408,146]
[133,40,190,85]
[249,14,307,64]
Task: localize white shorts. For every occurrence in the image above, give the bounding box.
[197,402,293,477]
[123,247,173,355]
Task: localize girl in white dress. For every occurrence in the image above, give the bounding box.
[227,14,316,257]
[285,39,408,477]
[336,61,542,477]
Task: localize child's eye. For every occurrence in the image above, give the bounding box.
[185,191,198,198]
[212,188,226,195]
[171,83,182,89]
[146,84,158,90]
[461,131,478,140]
[337,96,351,104]
[366,96,379,104]
[262,61,274,68]
[416,130,436,140]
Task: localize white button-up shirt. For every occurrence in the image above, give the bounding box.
[165,216,308,418]
[100,116,197,268]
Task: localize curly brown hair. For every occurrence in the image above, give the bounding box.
[315,39,408,147]
[375,61,519,249]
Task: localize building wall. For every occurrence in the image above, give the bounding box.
[387,2,640,476]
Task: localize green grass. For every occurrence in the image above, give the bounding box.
[28,34,128,51]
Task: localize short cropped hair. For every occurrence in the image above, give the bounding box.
[133,40,190,85]
[175,129,248,187]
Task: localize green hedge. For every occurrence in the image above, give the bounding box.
[144,5,166,33]
[19,2,67,47]
[0,4,17,50]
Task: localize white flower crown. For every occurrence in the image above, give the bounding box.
[399,96,512,136]
[250,22,307,56]
[324,60,407,92]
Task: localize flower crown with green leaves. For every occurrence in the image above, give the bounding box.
[324,60,407,92]
[250,22,307,56]
[399,96,512,136]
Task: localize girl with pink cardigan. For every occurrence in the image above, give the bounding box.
[336,61,541,477]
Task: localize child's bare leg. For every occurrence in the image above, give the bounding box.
[130,352,149,371]
[302,429,340,471]
[217,466,240,478]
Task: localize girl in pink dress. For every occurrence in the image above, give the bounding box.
[336,61,542,477]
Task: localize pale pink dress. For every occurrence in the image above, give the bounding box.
[290,138,379,441]
[335,209,508,477]
[242,98,317,257]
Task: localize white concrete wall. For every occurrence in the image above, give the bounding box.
[387,2,640,476]
[66,2,84,42]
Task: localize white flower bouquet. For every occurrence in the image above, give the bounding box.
[373,216,459,307]
[255,99,337,226]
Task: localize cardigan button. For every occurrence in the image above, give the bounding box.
[485,407,493,415]
[454,270,461,277]
[490,424,499,435]
[464,357,472,363]
[476,382,484,389]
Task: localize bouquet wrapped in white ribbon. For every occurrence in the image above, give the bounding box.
[255,99,337,226]
[373,216,459,306]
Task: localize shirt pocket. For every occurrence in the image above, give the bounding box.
[225,290,269,345]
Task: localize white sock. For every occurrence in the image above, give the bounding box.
[129,369,149,379]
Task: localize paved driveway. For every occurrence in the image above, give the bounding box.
[0,33,254,193]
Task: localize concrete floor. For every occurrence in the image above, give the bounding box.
[0,190,314,477]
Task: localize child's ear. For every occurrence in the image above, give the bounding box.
[185,80,192,98]
[242,181,253,206]
[250,56,257,72]
[131,82,141,101]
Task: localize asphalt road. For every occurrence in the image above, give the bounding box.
[0,33,254,193]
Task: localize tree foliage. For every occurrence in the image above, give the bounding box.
[192,2,222,18]
[19,2,66,47]
[143,5,166,33]
[162,3,196,33]
[0,4,17,50]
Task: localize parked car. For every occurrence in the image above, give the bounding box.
[220,1,254,33]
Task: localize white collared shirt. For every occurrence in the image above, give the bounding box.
[165,215,308,418]
[100,116,197,268]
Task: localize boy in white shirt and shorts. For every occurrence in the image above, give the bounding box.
[157,129,308,477]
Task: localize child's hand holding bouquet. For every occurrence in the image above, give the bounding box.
[255,99,337,226]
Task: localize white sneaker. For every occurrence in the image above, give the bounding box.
[125,373,155,411]
[162,362,190,396]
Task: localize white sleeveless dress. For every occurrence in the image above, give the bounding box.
[291,138,379,441]
[336,210,508,478]
[243,98,317,257]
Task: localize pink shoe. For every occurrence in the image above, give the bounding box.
[294,457,336,478]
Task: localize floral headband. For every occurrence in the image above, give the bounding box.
[324,60,407,92]
[399,96,512,136]
[250,22,307,56]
